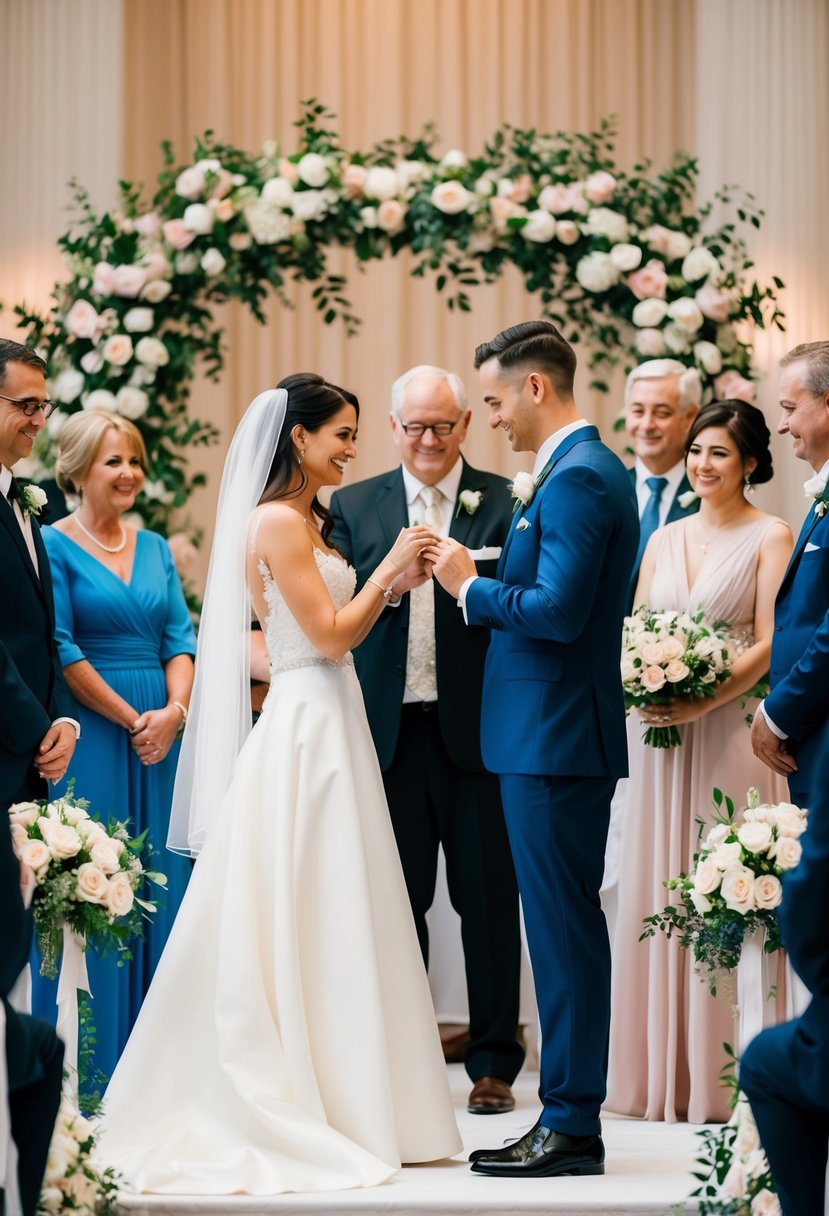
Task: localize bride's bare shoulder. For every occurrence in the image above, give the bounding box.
[250,503,310,559]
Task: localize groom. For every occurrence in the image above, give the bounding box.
[430,321,639,1177]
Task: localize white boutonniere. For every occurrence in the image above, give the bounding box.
[509,470,536,512]
[677,489,699,510]
[803,473,829,517]
[456,488,483,517]
[19,483,48,520]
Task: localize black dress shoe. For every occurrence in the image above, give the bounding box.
[469,1123,604,1177]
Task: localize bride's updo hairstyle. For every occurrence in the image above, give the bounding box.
[685,399,774,485]
[259,372,360,543]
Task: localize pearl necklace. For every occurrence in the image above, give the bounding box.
[73,512,127,554]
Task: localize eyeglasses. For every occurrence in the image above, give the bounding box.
[399,416,462,439]
[0,392,59,419]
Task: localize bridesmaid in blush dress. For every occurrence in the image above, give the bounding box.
[605,400,793,1124]
[31,409,195,1089]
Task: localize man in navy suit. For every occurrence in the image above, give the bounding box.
[430,322,639,1177]
[624,358,701,603]
[751,341,829,809]
[740,730,829,1215]
[329,365,524,1115]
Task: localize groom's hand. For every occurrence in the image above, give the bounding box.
[428,537,477,600]
[750,710,798,776]
[36,721,77,782]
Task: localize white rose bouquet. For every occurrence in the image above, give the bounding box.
[621,606,732,747]
[9,789,167,979]
[643,787,807,993]
[37,1096,119,1216]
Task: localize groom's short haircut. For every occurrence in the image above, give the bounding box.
[780,341,829,398]
[0,338,46,385]
[473,321,577,400]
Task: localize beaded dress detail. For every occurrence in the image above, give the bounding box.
[258,550,355,676]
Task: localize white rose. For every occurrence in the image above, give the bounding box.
[52,368,84,403]
[183,203,214,234]
[667,297,704,333]
[342,163,367,196]
[63,1173,99,1208]
[115,385,150,420]
[690,889,712,914]
[510,471,535,506]
[576,251,620,293]
[584,207,629,244]
[609,243,642,271]
[39,821,82,861]
[723,1159,746,1198]
[112,265,147,298]
[754,874,782,910]
[229,231,253,251]
[396,160,428,191]
[18,838,51,873]
[737,821,773,854]
[771,804,806,838]
[474,174,495,196]
[201,248,226,276]
[83,389,117,411]
[75,862,109,904]
[644,225,692,261]
[693,340,723,375]
[297,152,329,187]
[102,333,133,367]
[359,206,378,229]
[123,307,154,333]
[38,1187,63,1213]
[750,1187,781,1216]
[9,801,41,826]
[705,823,729,847]
[681,245,721,283]
[664,659,690,683]
[135,337,170,368]
[377,199,406,233]
[693,856,721,895]
[663,322,691,354]
[638,641,666,665]
[79,348,104,374]
[431,181,473,214]
[261,176,295,206]
[555,219,580,246]
[10,821,28,848]
[105,871,136,917]
[720,864,756,913]
[175,165,207,200]
[712,841,743,870]
[64,299,100,339]
[60,803,89,826]
[744,1148,770,1180]
[363,166,399,200]
[175,252,199,274]
[636,328,666,357]
[291,189,326,222]
[632,298,668,328]
[640,665,667,692]
[660,637,684,662]
[522,210,556,243]
[441,148,468,170]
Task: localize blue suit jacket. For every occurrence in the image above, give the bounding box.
[765,501,829,800]
[466,426,639,778]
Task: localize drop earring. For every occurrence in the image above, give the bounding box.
[744,471,755,497]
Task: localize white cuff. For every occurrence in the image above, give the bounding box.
[457,575,478,625]
[758,701,787,741]
[52,716,81,740]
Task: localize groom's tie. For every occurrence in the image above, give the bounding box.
[635,475,668,571]
[406,486,444,701]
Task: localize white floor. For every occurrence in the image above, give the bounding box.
[116,1066,705,1215]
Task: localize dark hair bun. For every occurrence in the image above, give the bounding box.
[687,399,773,485]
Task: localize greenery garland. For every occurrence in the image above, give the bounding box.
[13,101,785,539]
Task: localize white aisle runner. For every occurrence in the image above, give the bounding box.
[115,1067,701,1216]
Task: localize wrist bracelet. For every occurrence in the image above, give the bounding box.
[366,576,394,600]
[170,700,188,724]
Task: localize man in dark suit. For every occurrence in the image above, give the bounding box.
[0,339,77,806]
[740,730,829,1215]
[329,364,524,1115]
[0,339,71,1215]
[431,322,638,1177]
[624,358,700,603]
[751,341,829,809]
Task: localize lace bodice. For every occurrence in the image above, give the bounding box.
[257,548,357,676]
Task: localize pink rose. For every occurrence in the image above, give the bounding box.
[214,198,236,224]
[640,665,667,692]
[342,163,368,198]
[489,196,525,231]
[279,158,300,186]
[134,212,161,240]
[93,262,116,296]
[207,169,234,200]
[626,259,668,301]
[112,265,147,298]
[585,171,616,203]
[714,370,757,403]
[162,219,196,250]
[509,174,533,204]
[538,184,571,215]
[64,299,100,339]
[377,199,406,233]
[695,282,732,323]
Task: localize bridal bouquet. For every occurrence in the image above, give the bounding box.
[621,606,731,747]
[642,788,807,993]
[38,1096,119,1216]
[8,790,167,979]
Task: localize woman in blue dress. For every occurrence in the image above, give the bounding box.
[32,408,195,1088]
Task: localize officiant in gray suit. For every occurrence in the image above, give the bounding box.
[329,365,524,1114]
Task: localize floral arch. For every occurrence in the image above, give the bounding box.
[16,102,784,538]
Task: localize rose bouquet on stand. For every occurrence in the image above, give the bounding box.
[621,606,731,747]
[37,1097,119,1216]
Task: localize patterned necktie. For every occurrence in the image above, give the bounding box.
[406,486,444,700]
[635,475,668,570]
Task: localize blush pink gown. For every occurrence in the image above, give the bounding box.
[605,514,789,1124]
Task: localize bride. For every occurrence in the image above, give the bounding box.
[98,375,462,1193]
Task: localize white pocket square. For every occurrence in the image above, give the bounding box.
[468,546,502,561]
[515,519,531,532]
[805,541,820,552]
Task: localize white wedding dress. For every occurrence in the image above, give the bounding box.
[98,548,461,1194]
